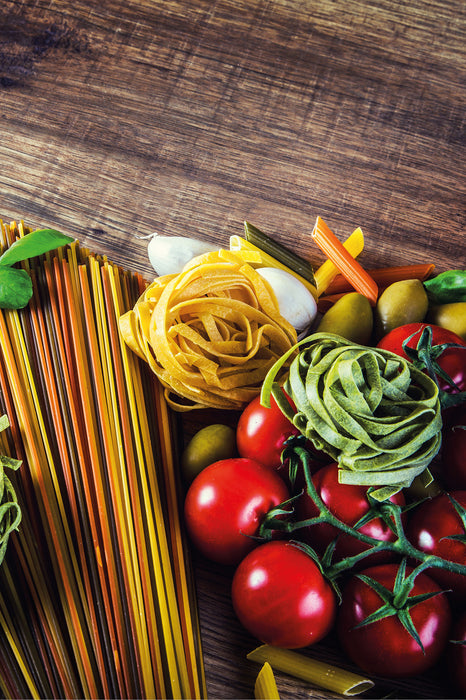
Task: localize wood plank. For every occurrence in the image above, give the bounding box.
[0,0,465,697]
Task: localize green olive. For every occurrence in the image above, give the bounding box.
[181,423,236,483]
[426,302,466,341]
[374,279,428,340]
[316,292,373,344]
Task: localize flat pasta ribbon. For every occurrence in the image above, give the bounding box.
[119,250,297,410]
[262,332,442,500]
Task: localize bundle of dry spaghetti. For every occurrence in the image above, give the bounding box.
[0,220,205,699]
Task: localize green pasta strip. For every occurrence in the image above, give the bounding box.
[244,221,316,286]
[262,333,442,500]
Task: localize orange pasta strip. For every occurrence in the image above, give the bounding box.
[324,263,435,296]
[317,292,347,314]
[0,227,206,699]
[314,227,365,295]
[27,272,100,697]
[78,263,136,698]
[0,309,96,698]
[111,270,188,699]
[46,257,111,697]
[103,265,166,699]
[312,217,378,306]
[62,259,128,699]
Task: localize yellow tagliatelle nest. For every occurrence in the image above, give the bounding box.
[119,250,298,410]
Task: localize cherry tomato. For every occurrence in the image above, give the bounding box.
[377,322,466,395]
[447,611,466,697]
[294,462,405,566]
[337,563,451,678]
[231,540,336,648]
[236,393,301,470]
[441,406,466,490]
[184,457,290,566]
[406,491,466,606]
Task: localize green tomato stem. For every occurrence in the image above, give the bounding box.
[264,443,466,580]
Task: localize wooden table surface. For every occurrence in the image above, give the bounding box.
[1,1,465,698]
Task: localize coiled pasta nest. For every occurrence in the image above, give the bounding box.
[119,250,298,410]
[263,332,443,500]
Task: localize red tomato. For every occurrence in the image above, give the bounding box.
[231,540,336,648]
[447,611,466,697]
[184,458,290,566]
[406,491,466,606]
[377,322,466,395]
[441,406,466,490]
[294,462,405,566]
[236,393,301,470]
[337,564,451,678]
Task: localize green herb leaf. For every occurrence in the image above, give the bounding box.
[424,270,466,304]
[0,228,74,267]
[0,267,33,309]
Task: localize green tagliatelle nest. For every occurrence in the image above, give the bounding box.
[262,333,442,501]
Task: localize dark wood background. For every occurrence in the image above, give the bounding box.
[1,0,465,698]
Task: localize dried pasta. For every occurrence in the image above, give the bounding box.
[248,645,374,697]
[0,220,205,699]
[119,249,298,411]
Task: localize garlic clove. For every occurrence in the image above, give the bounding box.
[147,233,218,276]
[256,266,317,331]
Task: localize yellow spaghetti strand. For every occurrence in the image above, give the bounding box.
[110,264,191,698]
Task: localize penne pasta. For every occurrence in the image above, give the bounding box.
[247,645,374,697]
[313,227,365,296]
[312,217,378,305]
[254,662,280,699]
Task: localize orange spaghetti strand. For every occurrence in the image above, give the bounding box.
[0,225,206,699]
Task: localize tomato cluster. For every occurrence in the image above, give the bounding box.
[183,322,466,693]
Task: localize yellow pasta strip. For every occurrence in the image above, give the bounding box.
[152,379,207,699]
[64,256,130,698]
[0,309,96,698]
[0,619,39,698]
[0,225,206,699]
[247,646,374,697]
[86,258,153,697]
[0,594,41,699]
[229,235,318,298]
[109,266,188,698]
[106,268,168,699]
[314,227,365,296]
[254,662,280,700]
[120,251,297,411]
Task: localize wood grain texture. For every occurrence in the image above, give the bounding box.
[1,0,465,697]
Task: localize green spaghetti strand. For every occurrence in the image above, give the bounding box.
[262,333,442,501]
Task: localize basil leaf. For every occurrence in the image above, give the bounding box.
[0,229,74,267]
[424,270,466,304]
[0,267,33,309]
